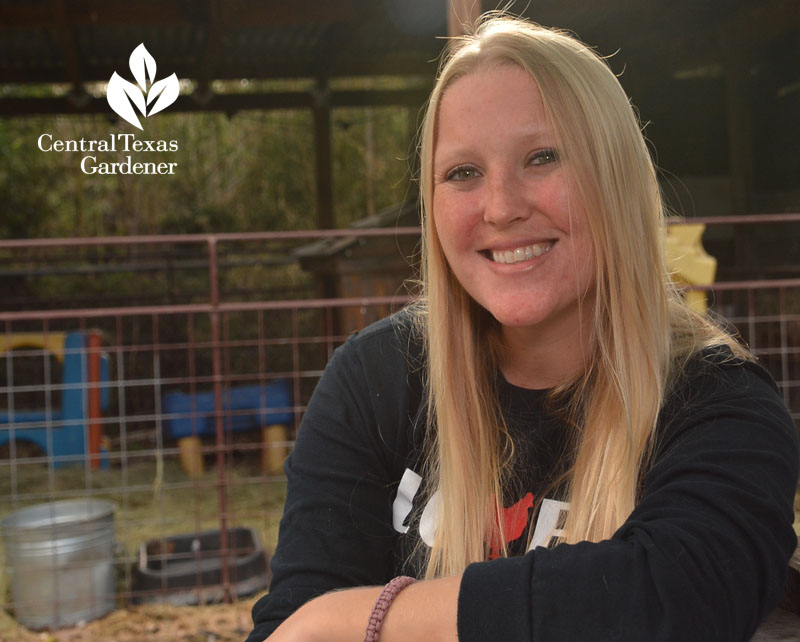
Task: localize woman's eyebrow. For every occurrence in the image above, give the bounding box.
[434,131,556,165]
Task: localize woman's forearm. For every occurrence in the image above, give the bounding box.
[381,575,460,642]
[265,574,461,642]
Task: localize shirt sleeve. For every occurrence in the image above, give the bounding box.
[457,358,799,642]
[246,322,416,642]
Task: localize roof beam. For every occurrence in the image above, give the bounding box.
[0,56,439,85]
[0,88,431,118]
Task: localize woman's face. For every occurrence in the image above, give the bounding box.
[432,64,596,348]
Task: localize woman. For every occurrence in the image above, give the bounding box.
[247,15,798,642]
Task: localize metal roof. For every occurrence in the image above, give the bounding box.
[0,0,797,117]
[3,0,798,85]
[0,0,447,86]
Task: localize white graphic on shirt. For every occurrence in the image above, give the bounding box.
[528,498,570,550]
[392,468,442,546]
[419,489,441,547]
[391,468,570,551]
[392,468,422,533]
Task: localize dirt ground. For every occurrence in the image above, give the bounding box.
[0,594,262,642]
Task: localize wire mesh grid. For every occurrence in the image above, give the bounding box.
[0,229,415,637]
[0,219,796,637]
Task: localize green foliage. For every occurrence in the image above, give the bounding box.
[0,118,67,238]
[332,106,413,225]
[0,96,414,239]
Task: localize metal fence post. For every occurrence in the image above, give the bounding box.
[208,235,231,603]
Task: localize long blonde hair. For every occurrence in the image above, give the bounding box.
[415,14,743,579]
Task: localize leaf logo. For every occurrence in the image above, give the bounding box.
[106,44,179,130]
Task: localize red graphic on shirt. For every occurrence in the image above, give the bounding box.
[488,492,534,559]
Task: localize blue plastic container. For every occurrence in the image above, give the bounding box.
[162,380,292,439]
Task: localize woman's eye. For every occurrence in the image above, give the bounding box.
[445,165,479,181]
[528,149,559,166]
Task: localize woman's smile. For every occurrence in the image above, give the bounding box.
[483,240,556,265]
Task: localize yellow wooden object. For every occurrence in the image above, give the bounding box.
[178,436,204,478]
[0,332,67,362]
[664,223,717,313]
[262,424,289,476]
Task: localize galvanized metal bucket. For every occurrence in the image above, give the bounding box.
[1,499,116,629]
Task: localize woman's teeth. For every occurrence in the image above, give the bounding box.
[491,242,553,264]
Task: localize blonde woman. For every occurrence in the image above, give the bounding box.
[248,15,798,642]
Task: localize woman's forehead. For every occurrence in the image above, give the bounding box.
[434,66,559,153]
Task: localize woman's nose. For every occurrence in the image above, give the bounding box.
[482,171,528,227]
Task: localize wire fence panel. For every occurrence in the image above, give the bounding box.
[0,219,796,634]
[0,229,415,632]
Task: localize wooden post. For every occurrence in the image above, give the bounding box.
[365,106,376,218]
[724,58,754,213]
[313,77,334,229]
[406,103,420,200]
[722,34,755,269]
[447,0,482,37]
[262,424,289,476]
[179,436,204,477]
[312,77,338,307]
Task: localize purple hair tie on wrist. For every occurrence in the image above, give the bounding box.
[364,575,417,642]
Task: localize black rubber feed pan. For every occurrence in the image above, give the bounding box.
[133,527,270,605]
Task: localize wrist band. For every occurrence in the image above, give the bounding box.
[364,575,417,642]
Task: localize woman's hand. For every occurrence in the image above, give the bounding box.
[265,575,461,642]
